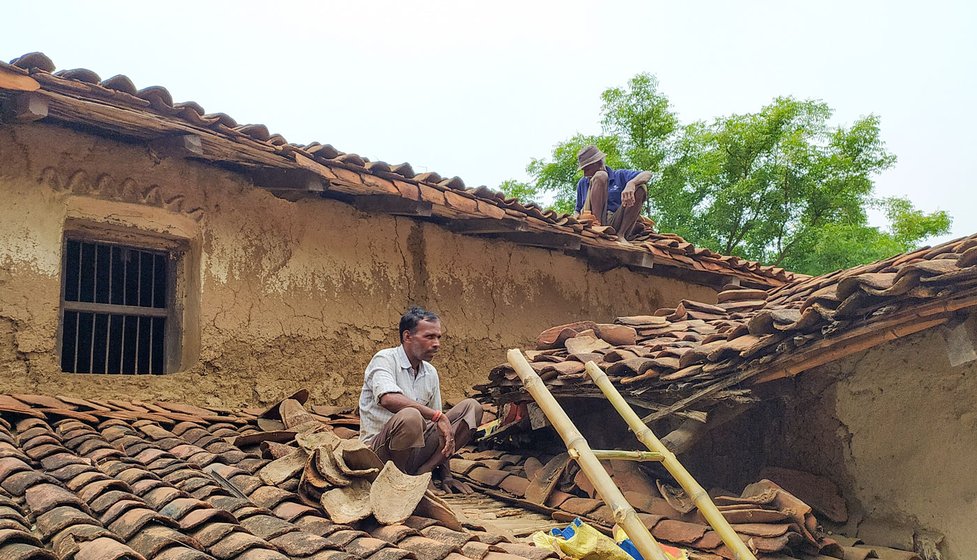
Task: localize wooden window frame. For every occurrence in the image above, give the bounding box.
[58,224,189,374]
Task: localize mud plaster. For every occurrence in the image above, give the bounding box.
[0,124,717,409]
[684,313,977,560]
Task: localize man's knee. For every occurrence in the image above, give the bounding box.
[590,170,609,190]
[634,182,648,201]
[459,398,482,413]
[458,398,483,429]
[391,408,424,439]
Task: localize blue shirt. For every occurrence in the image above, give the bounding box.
[575,166,642,214]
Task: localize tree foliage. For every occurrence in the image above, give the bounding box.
[503,74,951,276]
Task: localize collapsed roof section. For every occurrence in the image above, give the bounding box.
[479,233,977,418]
[448,448,854,559]
[0,52,798,289]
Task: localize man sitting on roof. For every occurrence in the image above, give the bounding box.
[575,144,652,241]
[358,306,482,493]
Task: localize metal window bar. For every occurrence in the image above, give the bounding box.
[61,239,169,375]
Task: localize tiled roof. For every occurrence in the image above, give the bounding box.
[477,233,977,415]
[0,51,799,288]
[0,392,918,560]
[0,393,544,560]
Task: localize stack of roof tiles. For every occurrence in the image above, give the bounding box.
[0,393,546,560]
[478,233,977,407]
[1,51,797,287]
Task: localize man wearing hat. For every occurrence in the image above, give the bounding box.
[575,144,652,240]
[358,306,482,493]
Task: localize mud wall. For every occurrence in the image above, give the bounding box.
[684,314,977,560]
[0,123,718,408]
[767,315,977,559]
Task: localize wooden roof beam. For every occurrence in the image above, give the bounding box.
[496,231,582,251]
[352,194,433,217]
[147,134,205,159]
[447,218,530,235]
[2,92,48,122]
[250,166,328,202]
[582,245,655,272]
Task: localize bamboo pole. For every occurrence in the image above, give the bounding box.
[507,349,670,560]
[591,450,664,462]
[584,361,757,560]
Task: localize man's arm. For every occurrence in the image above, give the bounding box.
[574,177,587,216]
[621,171,652,208]
[378,392,439,418]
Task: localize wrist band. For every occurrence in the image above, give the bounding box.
[432,410,442,422]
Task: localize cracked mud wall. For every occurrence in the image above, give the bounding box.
[671,316,976,559]
[0,123,717,409]
[750,313,977,560]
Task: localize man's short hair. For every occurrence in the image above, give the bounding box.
[399,306,440,342]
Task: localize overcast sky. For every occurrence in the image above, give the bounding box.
[6,0,976,243]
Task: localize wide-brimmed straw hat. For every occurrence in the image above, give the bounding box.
[577,144,606,170]
[370,462,432,525]
[321,478,372,523]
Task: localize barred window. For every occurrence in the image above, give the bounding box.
[60,238,173,374]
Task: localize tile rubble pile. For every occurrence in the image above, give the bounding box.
[449,450,928,560]
[1,51,797,288]
[449,449,832,559]
[477,233,977,410]
[0,392,550,560]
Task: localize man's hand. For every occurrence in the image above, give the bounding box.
[436,415,455,458]
[621,183,637,208]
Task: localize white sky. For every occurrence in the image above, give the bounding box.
[6,0,976,243]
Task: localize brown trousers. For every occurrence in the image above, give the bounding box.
[582,170,647,240]
[370,398,482,474]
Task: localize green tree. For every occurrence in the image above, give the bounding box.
[600,73,678,172]
[498,179,541,206]
[782,197,952,273]
[501,75,951,276]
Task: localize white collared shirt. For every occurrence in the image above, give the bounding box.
[358,345,442,444]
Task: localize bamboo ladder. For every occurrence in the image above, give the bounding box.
[507,349,757,560]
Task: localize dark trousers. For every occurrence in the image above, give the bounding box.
[370,398,482,474]
[582,170,647,240]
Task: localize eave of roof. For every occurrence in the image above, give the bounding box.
[0,52,802,289]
